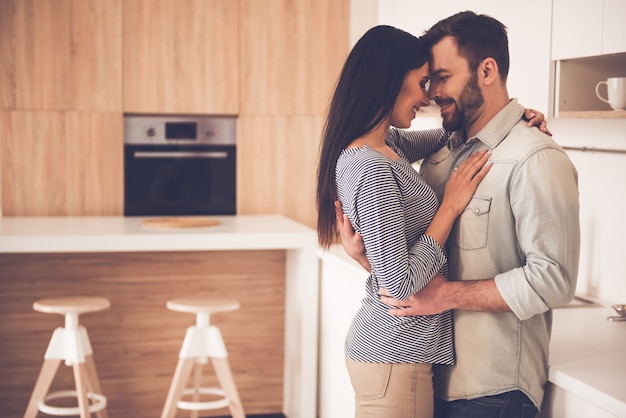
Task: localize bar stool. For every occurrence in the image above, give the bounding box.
[161,297,245,418]
[24,296,110,418]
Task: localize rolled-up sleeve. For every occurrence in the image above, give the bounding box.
[495,146,580,320]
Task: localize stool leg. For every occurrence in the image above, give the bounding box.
[73,362,90,418]
[211,357,245,418]
[190,362,203,418]
[24,358,62,418]
[161,357,195,418]
[84,354,108,418]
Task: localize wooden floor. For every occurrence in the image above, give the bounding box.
[0,250,286,418]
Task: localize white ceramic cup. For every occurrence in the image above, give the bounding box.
[595,77,626,110]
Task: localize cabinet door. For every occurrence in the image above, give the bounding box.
[0,111,123,216]
[551,0,602,60]
[237,115,323,228]
[602,0,626,54]
[123,0,238,114]
[0,0,122,111]
[239,0,349,115]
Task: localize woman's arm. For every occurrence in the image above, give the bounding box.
[389,128,447,163]
[337,151,491,300]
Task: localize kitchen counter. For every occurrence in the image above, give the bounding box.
[0,215,319,418]
[0,215,315,253]
[545,306,626,417]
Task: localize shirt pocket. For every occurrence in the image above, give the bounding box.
[453,195,492,250]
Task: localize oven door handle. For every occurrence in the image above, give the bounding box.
[133,151,229,159]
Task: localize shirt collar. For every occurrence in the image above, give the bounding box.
[447,98,525,151]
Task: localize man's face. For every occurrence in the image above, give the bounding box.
[428,36,484,132]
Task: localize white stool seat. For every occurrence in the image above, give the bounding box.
[24,296,110,418]
[34,296,110,315]
[166,297,239,314]
[161,297,245,418]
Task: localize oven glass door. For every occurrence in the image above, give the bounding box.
[124,144,236,216]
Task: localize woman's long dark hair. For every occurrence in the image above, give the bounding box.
[316,25,429,248]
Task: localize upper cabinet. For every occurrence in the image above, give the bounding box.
[122,0,238,115]
[239,0,348,115]
[552,0,626,60]
[0,0,122,111]
[551,0,626,117]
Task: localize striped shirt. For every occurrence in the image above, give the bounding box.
[336,127,454,364]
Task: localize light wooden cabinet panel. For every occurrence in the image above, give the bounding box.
[237,115,323,228]
[123,0,238,114]
[0,0,122,111]
[240,0,349,115]
[1,111,123,216]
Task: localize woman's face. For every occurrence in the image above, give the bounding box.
[389,63,430,129]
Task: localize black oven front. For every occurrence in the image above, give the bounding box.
[124,115,236,216]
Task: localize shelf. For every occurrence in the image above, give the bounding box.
[554,52,626,117]
[558,110,626,119]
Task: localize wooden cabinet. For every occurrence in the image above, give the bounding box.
[0,0,122,111]
[0,0,350,225]
[552,0,626,60]
[238,0,349,228]
[0,111,123,216]
[0,0,123,216]
[122,0,239,114]
[239,0,348,116]
[237,115,324,227]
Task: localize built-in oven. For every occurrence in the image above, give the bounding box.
[124,115,236,216]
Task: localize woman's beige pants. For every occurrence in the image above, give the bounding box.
[345,356,434,418]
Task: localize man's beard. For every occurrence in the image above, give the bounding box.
[441,72,484,133]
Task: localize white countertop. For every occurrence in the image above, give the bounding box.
[0,215,317,253]
[549,306,626,416]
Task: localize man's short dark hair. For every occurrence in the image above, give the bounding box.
[423,10,510,81]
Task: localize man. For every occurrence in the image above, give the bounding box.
[339,11,580,418]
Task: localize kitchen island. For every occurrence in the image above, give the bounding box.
[0,215,319,418]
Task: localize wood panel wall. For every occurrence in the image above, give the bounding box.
[122,0,239,114]
[0,0,350,226]
[237,0,350,229]
[0,0,122,111]
[0,250,286,418]
[0,111,123,216]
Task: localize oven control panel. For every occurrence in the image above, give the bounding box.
[124,115,236,145]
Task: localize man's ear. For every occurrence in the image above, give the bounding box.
[480,57,499,85]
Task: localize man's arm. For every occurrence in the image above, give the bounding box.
[379,274,510,316]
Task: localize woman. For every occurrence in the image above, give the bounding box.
[316,26,545,417]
